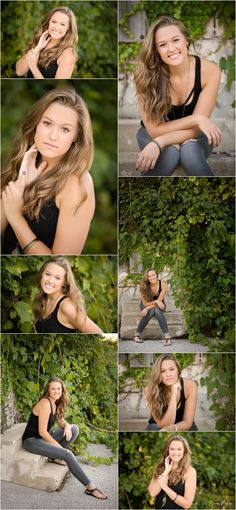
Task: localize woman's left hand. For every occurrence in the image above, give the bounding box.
[136,141,161,173]
[63,423,72,441]
[156,299,165,310]
[2,175,25,222]
[157,474,168,490]
[26,49,39,70]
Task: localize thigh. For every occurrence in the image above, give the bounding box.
[51,426,65,442]
[23,437,66,458]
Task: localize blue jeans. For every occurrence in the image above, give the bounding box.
[23,424,91,486]
[136,303,170,336]
[136,125,213,176]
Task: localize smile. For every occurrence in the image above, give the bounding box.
[43,142,58,149]
[168,53,181,59]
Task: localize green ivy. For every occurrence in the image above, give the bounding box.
[119,1,235,89]
[119,432,235,509]
[119,178,235,348]
[2,256,117,333]
[1,334,117,458]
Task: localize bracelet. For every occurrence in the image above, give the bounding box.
[152,139,162,153]
[173,493,178,502]
[22,237,38,254]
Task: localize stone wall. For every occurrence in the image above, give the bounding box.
[1,390,21,432]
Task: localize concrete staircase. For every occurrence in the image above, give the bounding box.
[1,423,69,491]
[119,119,235,177]
[120,296,187,340]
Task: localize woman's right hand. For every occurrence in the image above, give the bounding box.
[171,381,181,395]
[196,114,222,147]
[164,455,173,475]
[140,307,149,317]
[18,144,47,186]
[36,31,51,52]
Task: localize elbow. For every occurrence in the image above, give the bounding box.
[148,486,156,497]
[38,429,48,440]
[182,499,194,509]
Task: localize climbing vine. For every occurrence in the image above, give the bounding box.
[1,334,117,460]
[119,178,235,348]
[119,1,235,89]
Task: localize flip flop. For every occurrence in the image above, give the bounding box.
[133,334,143,343]
[48,458,67,466]
[85,488,108,500]
[164,337,172,346]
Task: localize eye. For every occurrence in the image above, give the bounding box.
[61,127,70,133]
[43,121,51,127]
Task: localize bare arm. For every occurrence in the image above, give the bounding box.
[157,467,197,509]
[37,399,63,447]
[59,299,103,334]
[160,380,197,431]
[141,281,167,310]
[55,48,77,79]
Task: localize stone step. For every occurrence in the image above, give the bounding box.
[1,423,69,491]
[119,152,235,177]
[119,339,209,353]
[120,323,187,339]
[119,418,215,431]
[122,311,185,324]
[122,299,181,313]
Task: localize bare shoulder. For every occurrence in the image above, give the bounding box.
[57,172,94,206]
[185,465,197,478]
[58,47,77,64]
[60,297,76,314]
[161,279,167,288]
[201,58,221,84]
[184,378,197,390]
[36,398,51,411]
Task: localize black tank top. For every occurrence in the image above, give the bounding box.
[35,296,78,333]
[2,200,59,254]
[167,55,202,120]
[27,60,58,78]
[22,398,57,440]
[155,480,185,509]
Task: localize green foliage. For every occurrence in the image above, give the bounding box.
[200,354,235,430]
[1,334,117,457]
[1,1,117,78]
[119,178,235,348]
[1,79,117,254]
[1,256,117,333]
[119,1,235,90]
[119,432,235,509]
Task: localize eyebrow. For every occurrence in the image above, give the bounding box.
[42,115,74,127]
[45,270,63,277]
[157,35,180,45]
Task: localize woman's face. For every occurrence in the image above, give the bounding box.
[147,270,158,284]
[48,381,62,401]
[41,262,66,296]
[168,440,185,463]
[155,25,188,66]
[160,359,179,386]
[34,102,78,163]
[48,11,70,40]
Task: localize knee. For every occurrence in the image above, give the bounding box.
[71,424,79,439]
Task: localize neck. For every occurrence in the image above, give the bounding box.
[46,292,63,303]
[38,155,62,172]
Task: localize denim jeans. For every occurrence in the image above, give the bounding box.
[23,424,91,486]
[146,421,198,431]
[136,125,213,176]
[136,303,170,336]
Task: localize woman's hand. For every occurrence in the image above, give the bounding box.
[164,455,173,475]
[196,114,222,147]
[63,423,72,441]
[2,175,26,222]
[171,381,181,395]
[18,144,47,186]
[140,307,149,317]
[26,48,40,70]
[157,474,168,491]
[136,141,161,173]
[35,31,51,52]
[156,299,165,310]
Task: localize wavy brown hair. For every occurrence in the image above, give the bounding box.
[153,435,192,485]
[26,6,78,69]
[140,268,160,302]
[134,16,192,121]
[40,377,69,420]
[145,354,181,421]
[33,256,86,322]
[2,87,94,220]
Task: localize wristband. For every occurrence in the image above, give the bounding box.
[152,139,162,153]
[173,493,178,502]
[22,237,38,254]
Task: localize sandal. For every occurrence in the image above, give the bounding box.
[85,487,108,500]
[133,334,143,343]
[164,336,172,346]
[48,458,67,466]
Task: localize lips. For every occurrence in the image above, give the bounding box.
[168,53,181,59]
[43,142,58,149]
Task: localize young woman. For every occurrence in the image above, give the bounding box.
[148,435,196,509]
[1,87,95,254]
[134,268,172,346]
[145,354,197,431]
[134,16,221,176]
[22,377,107,500]
[15,6,78,79]
[33,257,103,334]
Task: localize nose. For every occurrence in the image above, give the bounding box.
[49,126,58,141]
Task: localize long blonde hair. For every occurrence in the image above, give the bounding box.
[40,377,69,420]
[153,435,192,485]
[140,268,159,302]
[145,354,181,420]
[26,6,78,68]
[134,16,192,121]
[2,88,94,220]
[33,256,86,321]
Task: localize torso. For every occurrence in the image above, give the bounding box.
[27,60,58,78]
[167,55,202,120]
[155,480,185,509]
[22,397,57,440]
[35,296,78,333]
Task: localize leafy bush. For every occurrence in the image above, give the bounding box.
[1,256,117,333]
